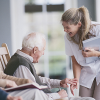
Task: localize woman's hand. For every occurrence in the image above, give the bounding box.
[70,82,79,95]
[82,48,100,57]
[6,80,17,88]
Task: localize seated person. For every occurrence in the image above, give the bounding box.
[0,68,67,100]
[4,32,78,99]
[0,78,67,100]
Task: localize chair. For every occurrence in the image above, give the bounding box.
[0,43,10,71]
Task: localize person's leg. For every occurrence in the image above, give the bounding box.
[93,79,100,100]
[8,89,50,100]
[79,78,96,97]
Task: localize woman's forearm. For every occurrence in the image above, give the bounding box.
[71,56,81,81]
[73,64,81,81]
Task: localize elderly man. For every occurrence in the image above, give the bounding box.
[5,32,77,100]
[0,66,51,100]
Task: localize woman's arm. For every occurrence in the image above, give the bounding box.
[70,56,81,95]
[71,56,81,81]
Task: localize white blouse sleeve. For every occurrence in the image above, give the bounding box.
[95,25,100,36]
[90,23,100,36]
[64,34,73,56]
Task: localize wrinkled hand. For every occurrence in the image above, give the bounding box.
[6,80,17,88]
[70,82,79,95]
[82,48,99,57]
[60,78,78,88]
[58,89,68,98]
[7,95,23,100]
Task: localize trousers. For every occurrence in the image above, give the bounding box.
[79,78,100,100]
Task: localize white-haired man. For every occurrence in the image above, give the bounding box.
[5,32,77,100]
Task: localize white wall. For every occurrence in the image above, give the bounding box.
[0,0,12,54]
[95,0,100,22]
[10,0,25,54]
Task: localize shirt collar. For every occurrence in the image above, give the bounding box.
[16,49,33,62]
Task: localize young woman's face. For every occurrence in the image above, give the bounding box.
[62,21,81,37]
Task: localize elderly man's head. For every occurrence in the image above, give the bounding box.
[22,32,46,63]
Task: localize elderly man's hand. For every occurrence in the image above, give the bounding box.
[58,89,68,98]
[60,78,78,88]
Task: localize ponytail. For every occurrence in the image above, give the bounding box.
[61,6,92,49]
[78,6,91,49]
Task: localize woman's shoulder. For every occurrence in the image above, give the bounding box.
[91,21,100,28]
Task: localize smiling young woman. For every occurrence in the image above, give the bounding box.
[61,6,100,100]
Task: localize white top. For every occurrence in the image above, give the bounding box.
[64,21,100,88]
[13,50,61,100]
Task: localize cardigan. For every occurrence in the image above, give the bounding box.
[0,67,31,88]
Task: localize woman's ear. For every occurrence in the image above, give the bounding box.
[78,22,82,27]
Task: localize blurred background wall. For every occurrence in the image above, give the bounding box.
[0,0,100,97]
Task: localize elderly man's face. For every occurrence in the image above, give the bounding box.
[32,40,46,63]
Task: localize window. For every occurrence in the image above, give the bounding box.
[24,0,69,92]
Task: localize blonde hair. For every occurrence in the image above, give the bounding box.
[61,6,94,49]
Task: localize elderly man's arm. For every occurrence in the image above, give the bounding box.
[39,76,61,88]
[39,76,78,89]
[13,65,36,82]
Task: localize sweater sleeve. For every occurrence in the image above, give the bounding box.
[0,79,7,88]
[0,89,8,100]
[2,72,31,86]
[39,76,61,88]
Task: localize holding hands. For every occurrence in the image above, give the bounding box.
[59,78,78,97]
[60,78,78,88]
